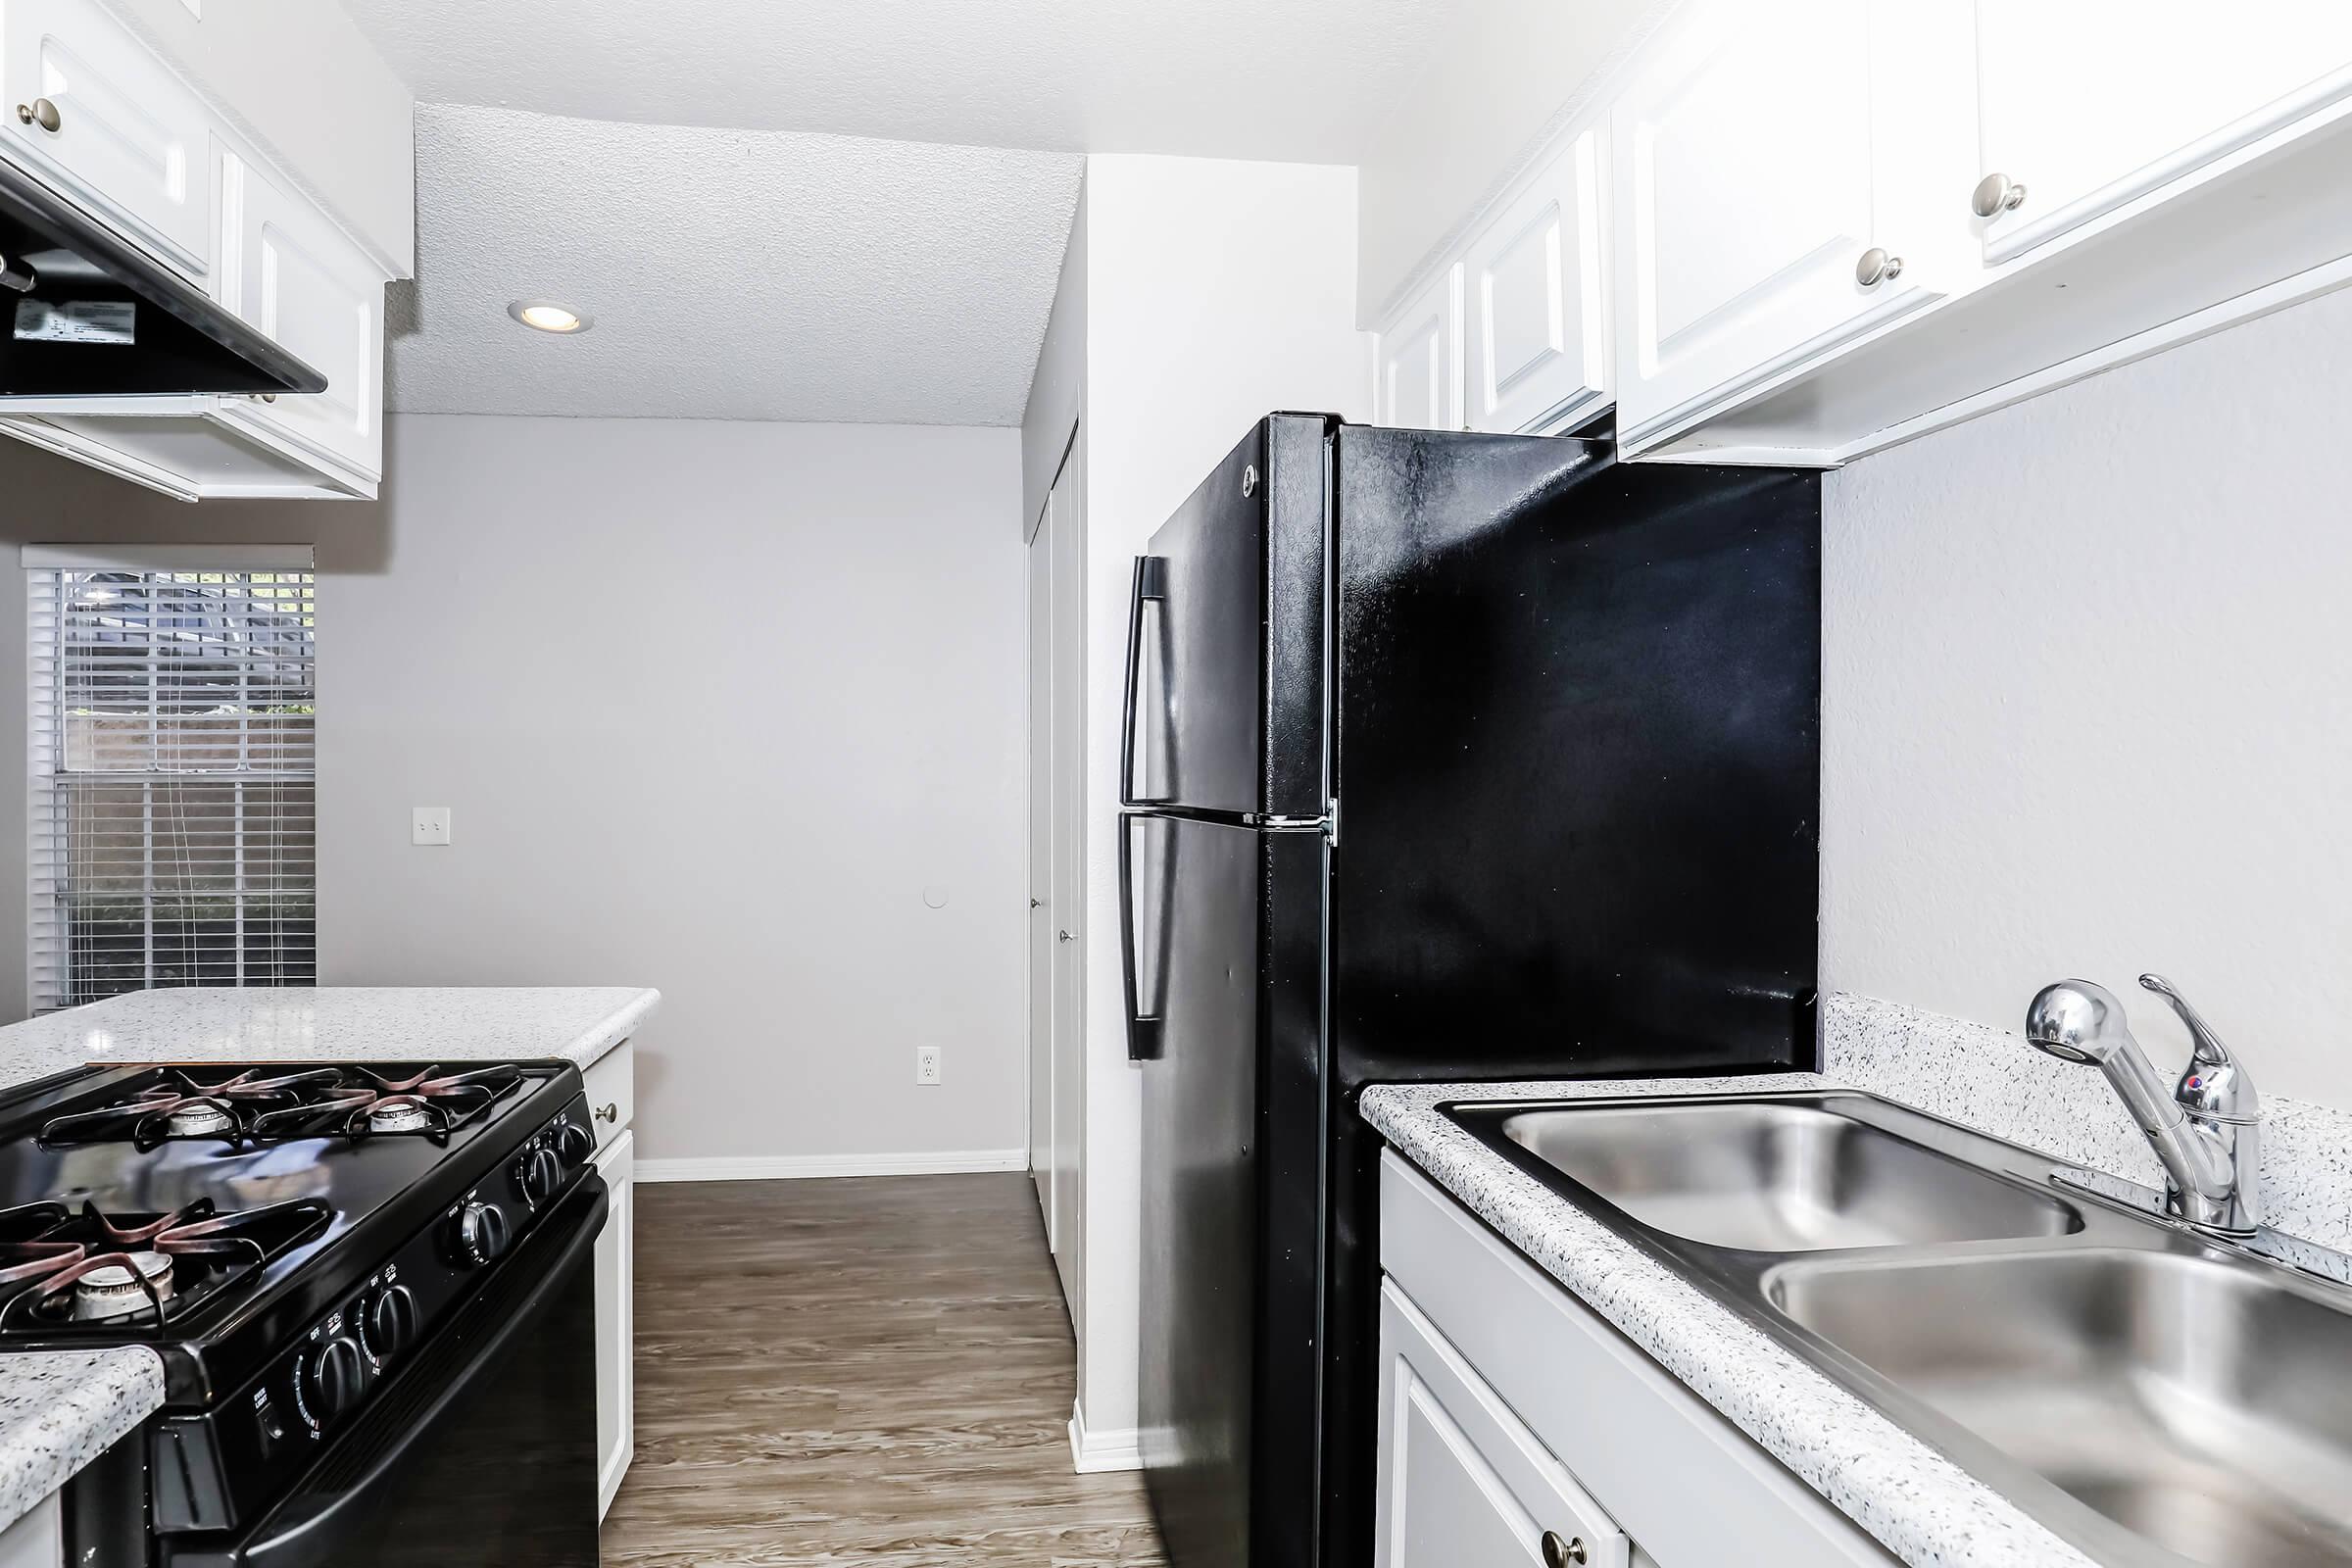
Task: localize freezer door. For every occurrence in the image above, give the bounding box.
[1132,811,1324,1568]
[1122,414,1332,820]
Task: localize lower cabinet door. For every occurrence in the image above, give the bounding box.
[1377,1283,1633,1568]
[592,1127,636,1518]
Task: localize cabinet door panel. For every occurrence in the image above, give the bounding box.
[1466,125,1608,433]
[593,1127,635,1518]
[1376,1284,1630,1568]
[220,151,383,480]
[2,0,210,274]
[1376,265,1462,430]
[1975,1,2352,264]
[1613,0,1927,445]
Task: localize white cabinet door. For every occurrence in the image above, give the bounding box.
[216,149,384,485]
[1465,123,1609,435]
[1972,1,2352,266]
[1375,264,1463,431]
[592,1127,635,1519]
[1377,1284,1632,1568]
[1611,0,1952,450]
[1,0,211,275]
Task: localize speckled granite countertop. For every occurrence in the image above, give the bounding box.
[1361,993,2352,1568]
[0,1350,166,1533]
[0,985,661,1532]
[0,986,660,1099]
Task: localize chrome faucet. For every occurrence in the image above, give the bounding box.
[2025,974,2261,1238]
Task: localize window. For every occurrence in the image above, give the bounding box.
[27,559,316,1010]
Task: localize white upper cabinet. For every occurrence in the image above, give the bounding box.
[1970,1,2352,266]
[1,0,211,276]
[218,147,385,485]
[1375,264,1462,431]
[1464,122,1609,435]
[1610,0,1975,452]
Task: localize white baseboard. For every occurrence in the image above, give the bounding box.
[636,1148,1028,1184]
[1068,1398,1145,1474]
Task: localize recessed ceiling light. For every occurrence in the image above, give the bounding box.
[509,300,592,334]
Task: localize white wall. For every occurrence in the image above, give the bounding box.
[1069,153,1367,1448]
[0,416,1029,1167]
[1822,284,2352,1108]
[1354,0,1661,322]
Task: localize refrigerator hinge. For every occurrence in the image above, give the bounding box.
[1324,795,1339,847]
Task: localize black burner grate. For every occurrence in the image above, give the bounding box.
[0,1198,332,1332]
[37,1064,526,1151]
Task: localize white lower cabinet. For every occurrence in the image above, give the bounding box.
[592,1124,636,1519]
[0,1494,58,1568]
[1378,1284,1633,1568]
[1379,1153,1898,1568]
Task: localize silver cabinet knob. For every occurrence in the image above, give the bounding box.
[1855,247,1904,288]
[1542,1532,1588,1567]
[594,1102,618,1123]
[1972,172,2029,218]
[1057,929,1074,943]
[17,99,61,133]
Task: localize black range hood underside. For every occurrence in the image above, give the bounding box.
[0,155,327,399]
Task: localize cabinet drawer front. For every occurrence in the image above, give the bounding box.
[1974,3,2352,266]
[1376,264,1462,430]
[1465,122,1609,435]
[1379,1282,1630,1568]
[582,1039,635,1148]
[2,0,211,275]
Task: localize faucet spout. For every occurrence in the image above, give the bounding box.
[2026,978,2260,1238]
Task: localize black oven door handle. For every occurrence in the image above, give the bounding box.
[224,1176,609,1568]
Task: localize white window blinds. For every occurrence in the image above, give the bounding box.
[27,565,316,1010]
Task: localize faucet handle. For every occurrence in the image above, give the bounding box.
[2139,974,2258,1124]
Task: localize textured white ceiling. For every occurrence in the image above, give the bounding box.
[388,105,1084,424]
[343,0,1456,161]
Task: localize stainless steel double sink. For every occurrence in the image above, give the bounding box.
[1447,1092,2352,1567]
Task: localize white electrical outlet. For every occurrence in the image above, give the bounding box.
[915,1047,943,1086]
[411,807,453,847]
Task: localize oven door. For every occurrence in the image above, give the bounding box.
[165,1177,608,1568]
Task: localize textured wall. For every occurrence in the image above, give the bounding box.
[0,416,1029,1166]
[1823,285,2352,1106]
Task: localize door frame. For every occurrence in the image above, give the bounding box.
[1026,422,1086,1314]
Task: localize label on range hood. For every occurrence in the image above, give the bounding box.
[13,299,136,345]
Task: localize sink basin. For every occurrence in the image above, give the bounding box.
[1494,1101,2081,1252]
[1771,1249,2352,1565]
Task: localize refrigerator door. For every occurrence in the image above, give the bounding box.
[1131,809,1325,1568]
[1123,414,1331,820]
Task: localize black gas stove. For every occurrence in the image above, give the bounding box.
[0,1058,608,1568]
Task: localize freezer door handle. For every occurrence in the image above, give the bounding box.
[1120,555,1170,808]
[1118,812,1165,1060]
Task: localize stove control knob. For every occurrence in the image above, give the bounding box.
[518,1146,566,1206]
[361,1285,419,1362]
[451,1200,511,1267]
[302,1337,366,1427]
[552,1119,596,1166]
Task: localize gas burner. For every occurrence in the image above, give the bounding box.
[76,1251,172,1320]
[0,1198,331,1333]
[38,1065,527,1150]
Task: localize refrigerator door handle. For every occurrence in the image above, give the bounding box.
[1118,811,1165,1061]
[1120,555,1170,808]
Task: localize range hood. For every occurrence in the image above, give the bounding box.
[0,156,326,398]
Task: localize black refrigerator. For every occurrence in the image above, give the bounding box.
[1120,415,1822,1568]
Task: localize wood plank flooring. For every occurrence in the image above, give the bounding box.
[601,1174,1166,1566]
